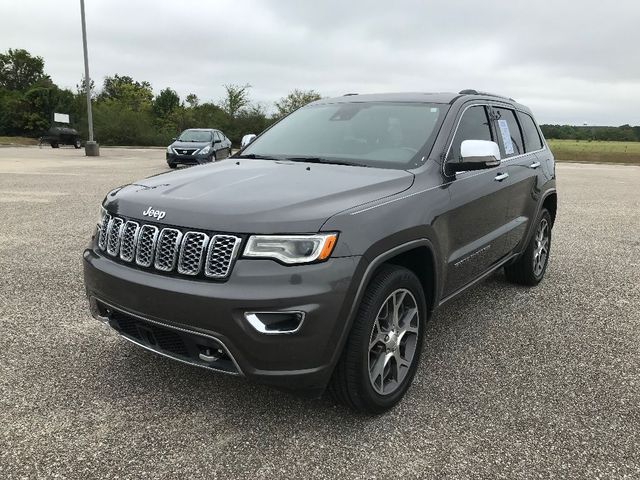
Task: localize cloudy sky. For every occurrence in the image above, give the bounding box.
[4,0,639,125]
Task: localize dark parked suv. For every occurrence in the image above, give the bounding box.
[166,128,232,168]
[84,90,557,412]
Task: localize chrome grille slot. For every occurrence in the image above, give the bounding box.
[178,232,209,275]
[154,228,183,272]
[205,235,241,278]
[135,225,159,267]
[98,213,112,250]
[106,217,124,256]
[119,221,140,262]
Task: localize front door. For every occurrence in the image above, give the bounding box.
[441,104,513,296]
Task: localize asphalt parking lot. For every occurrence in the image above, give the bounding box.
[1,146,638,479]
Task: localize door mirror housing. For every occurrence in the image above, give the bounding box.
[241,134,257,148]
[213,138,222,144]
[449,140,501,173]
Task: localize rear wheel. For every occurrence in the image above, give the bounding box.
[74,139,81,149]
[505,208,552,286]
[329,265,426,413]
[51,142,59,148]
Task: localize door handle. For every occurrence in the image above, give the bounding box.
[494,172,509,182]
[529,161,541,169]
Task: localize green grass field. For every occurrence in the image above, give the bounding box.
[547,139,640,164]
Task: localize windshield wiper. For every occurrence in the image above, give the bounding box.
[235,153,281,160]
[284,156,367,167]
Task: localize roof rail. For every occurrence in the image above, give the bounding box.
[458,89,514,101]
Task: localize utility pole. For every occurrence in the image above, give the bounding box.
[80,0,99,156]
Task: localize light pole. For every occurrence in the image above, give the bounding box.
[80,0,99,156]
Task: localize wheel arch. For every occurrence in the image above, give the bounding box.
[542,191,558,226]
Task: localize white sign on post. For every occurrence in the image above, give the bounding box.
[53,113,70,124]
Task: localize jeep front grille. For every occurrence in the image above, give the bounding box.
[106,217,124,256]
[119,221,139,262]
[98,215,241,279]
[205,235,242,278]
[154,228,182,271]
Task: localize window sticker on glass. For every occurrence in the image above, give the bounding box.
[498,119,514,155]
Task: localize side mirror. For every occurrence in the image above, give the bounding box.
[213,138,222,144]
[241,134,257,148]
[449,140,501,173]
[171,137,176,142]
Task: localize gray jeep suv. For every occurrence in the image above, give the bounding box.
[84,90,557,412]
[166,128,232,168]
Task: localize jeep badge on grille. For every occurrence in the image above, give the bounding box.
[142,206,166,220]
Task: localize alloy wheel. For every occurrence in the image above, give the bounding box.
[368,288,420,396]
[533,218,549,276]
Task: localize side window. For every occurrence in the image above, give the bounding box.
[491,107,524,158]
[214,131,221,142]
[518,112,544,152]
[447,106,493,162]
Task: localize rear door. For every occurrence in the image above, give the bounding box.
[492,107,544,253]
[441,104,513,296]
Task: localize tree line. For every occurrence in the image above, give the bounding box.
[539,124,640,142]
[0,48,320,146]
[2,48,639,146]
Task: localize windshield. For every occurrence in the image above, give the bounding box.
[178,130,212,142]
[242,102,446,169]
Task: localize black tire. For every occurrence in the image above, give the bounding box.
[167,162,177,169]
[74,139,81,149]
[329,264,427,413]
[51,142,59,148]
[505,208,552,286]
[211,152,217,162]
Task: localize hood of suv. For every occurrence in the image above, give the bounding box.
[104,160,414,233]
[170,140,210,151]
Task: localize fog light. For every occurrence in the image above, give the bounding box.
[244,311,305,334]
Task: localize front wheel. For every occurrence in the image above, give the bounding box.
[505,208,552,286]
[329,265,426,413]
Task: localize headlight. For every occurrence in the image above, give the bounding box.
[166,146,174,154]
[200,145,211,155]
[244,233,338,264]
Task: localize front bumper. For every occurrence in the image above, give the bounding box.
[83,248,362,393]
[166,152,212,165]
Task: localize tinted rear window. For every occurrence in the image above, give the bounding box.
[518,112,544,152]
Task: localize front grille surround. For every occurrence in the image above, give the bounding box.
[178,232,210,275]
[97,214,241,280]
[119,221,140,262]
[98,213,112,250]
[154,228,183,272]
[135,225,159,267]
[205,235,242,278]
[106,217,124,256]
